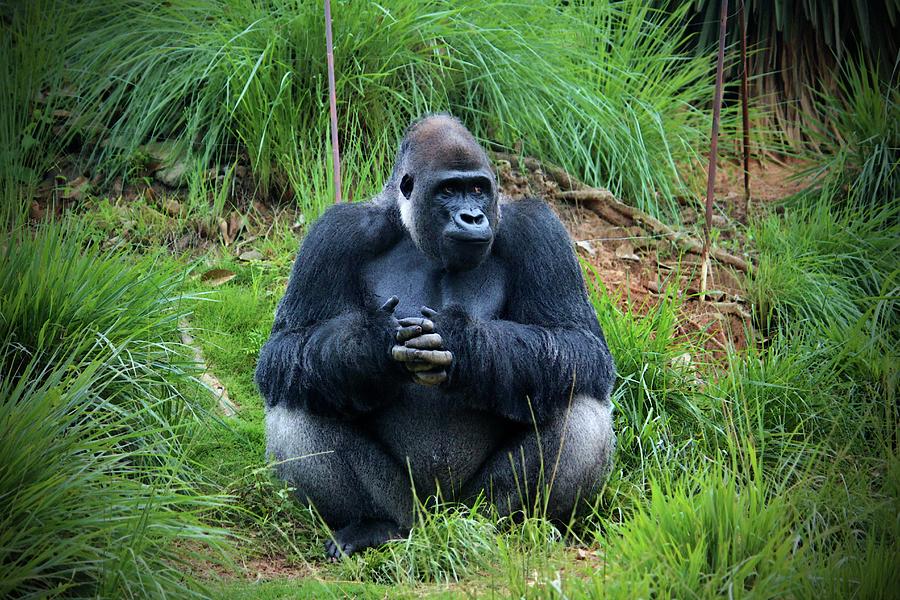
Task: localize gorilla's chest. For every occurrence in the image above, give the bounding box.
[362,237,506,319]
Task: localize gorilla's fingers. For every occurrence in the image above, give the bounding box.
[395,325,423,343]
[413,369,447,386]
[416,349,453,366]
[391,346,452,366]
[397,317,434,332]
[404,333,443,349]
[380,296,400,313]
[421,306,439,319]
[392,345,419,362]
[404,361,433,372]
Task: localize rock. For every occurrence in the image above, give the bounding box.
[711,214,729,228]
[155,161,189,187]
[163,198,182,216]
[175,234,194,252]
[615,242,640,262]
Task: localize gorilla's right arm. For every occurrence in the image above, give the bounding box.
[255,203,403,417]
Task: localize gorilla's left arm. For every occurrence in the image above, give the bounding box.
[437,199,615,424]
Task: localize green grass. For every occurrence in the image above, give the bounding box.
[0,0,70,223]
[0,223,232,598]
[800,55,900,208]
[746,199,899,398]
[7,0,757,221]
[3,1,897,596]
[177,228,896,597]
[6,205,896,596]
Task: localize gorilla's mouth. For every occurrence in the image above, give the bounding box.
[444,230,493,245]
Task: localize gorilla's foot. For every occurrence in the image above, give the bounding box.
[325,519,406,560]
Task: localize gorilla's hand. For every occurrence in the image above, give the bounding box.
[391,306,452,386]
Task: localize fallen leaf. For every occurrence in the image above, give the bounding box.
[218,218,230,245]
[575,240,596,256]
[200,269,236,286]
[62,175,90,200]
[670,352,692,370]
[228,211,246,241]
[239,249,264,261]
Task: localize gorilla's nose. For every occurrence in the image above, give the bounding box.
[457,209,486,226]
[453,208,488,233]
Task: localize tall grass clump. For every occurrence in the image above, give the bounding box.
[339,498,499,585]
[2,224,206,453]
[0,224,230,597]
[0,0,71,224]
[746,200,899,397]
[587,273,715,483]
[337,494,567,588]
[595,465,811,599]
[801,56,899,208]
[49,0,732,219]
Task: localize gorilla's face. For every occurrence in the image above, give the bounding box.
[393,116,499,272]
[402,169,497,271]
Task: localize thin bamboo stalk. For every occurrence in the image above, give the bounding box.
[701,0,729,299]
[324,0,342,203]
[739,0,751,218]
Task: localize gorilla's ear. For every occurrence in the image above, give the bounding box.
[400,174,414,199]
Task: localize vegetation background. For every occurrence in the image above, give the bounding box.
[1,0,897,598]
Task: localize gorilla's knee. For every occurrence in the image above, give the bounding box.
[525,394,615,519]
[556,395,615,487]
[265,405,414,528]
[466,395,614,520]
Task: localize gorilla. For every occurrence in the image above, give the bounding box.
[255,114,615,559]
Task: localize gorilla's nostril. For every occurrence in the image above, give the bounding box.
[459,210,485,227]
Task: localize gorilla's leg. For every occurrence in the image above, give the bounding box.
[266,405,414,557]
[461,395,615,522]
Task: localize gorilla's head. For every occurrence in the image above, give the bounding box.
[388,114,499,272]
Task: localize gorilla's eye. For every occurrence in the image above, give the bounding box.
[400,174,414,199]
[472,185,483,195]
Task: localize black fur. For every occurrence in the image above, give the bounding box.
[256,114,616,557]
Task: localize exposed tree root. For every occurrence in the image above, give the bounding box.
[495,152,750,273]
[556,189,748,272]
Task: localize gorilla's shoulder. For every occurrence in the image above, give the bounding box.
[302,199,403,257]
[495,198,572,260]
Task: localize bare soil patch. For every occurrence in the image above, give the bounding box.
[495,156,768,357]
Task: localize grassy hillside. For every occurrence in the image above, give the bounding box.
[1,0,897,597]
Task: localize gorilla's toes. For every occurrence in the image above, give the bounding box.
[324,519,406,560]
[324,538,354,561]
